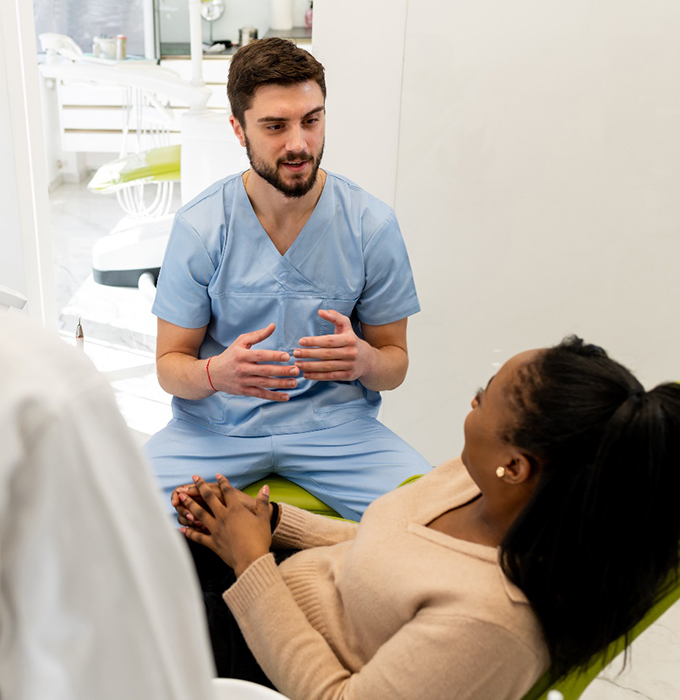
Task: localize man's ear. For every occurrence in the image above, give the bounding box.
[229,114,246,147]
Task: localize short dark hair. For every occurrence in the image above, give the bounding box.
[227,38,326,126]
[500,336,680,680]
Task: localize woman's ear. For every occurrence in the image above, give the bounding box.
[503,451,536,485]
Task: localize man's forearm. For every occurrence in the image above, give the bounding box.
[157,353,215,400]
[358,343,409,392]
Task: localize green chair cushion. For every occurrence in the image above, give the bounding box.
[88,144,181,193]
[241,475,342,518]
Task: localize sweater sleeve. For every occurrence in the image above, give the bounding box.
[224,556,544,700]
[271,504,359,550]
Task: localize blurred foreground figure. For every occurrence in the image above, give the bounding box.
[0,313,215,700]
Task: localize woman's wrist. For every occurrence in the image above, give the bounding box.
[234,550,269,578]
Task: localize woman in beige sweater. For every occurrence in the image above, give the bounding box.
[176,336,680,699]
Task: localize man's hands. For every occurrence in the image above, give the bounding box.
[208,323,299,402]
[178,475,273,577]
[293,309,376,382]
[157,310,408,401]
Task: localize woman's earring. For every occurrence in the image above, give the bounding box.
[495,466,506,478]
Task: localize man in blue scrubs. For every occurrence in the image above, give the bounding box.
[146,38,429,522]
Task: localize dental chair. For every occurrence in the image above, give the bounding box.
[243,474,680,700]
[40,35,245,296]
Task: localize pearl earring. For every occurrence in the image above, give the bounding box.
[495,466,506,478]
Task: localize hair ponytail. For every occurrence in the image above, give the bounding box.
[500,337,680,680]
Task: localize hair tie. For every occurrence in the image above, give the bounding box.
[628,388,644,404]
[610,387,644,422]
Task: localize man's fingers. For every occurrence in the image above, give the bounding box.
[247,349,290,366]
[297,335,348,349]
[251,362,299,377]
[296,335,351,350]
[241,374,298,389]
[295,348,354,363]
[300,371,353,381]
[296,362,353,376]
[318,308,350,332]
[239,323,277,349]
[242,387,291,402]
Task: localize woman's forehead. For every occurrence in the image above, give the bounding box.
[497,349,541,384]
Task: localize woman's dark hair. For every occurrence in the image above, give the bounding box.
[227,38,326,127]
[500,336,680,680]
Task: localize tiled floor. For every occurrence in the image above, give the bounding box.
[50,179,680,699]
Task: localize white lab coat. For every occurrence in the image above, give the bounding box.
[0,313,215,699]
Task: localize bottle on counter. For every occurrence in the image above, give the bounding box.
[115,35,127,61]
[305,1,313,29]
[270,0,293,31]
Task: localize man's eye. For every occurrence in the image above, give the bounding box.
[267,124,283,131]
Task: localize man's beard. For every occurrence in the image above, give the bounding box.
[245,134,325,199]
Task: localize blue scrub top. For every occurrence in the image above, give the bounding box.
[152,171,421,437]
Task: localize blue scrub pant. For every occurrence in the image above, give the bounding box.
[144,416,431,520]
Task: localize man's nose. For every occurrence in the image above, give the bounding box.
[285,124,305,154]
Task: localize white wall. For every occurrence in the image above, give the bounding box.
[316,0,680,465]
[313,0,408,207]
[0,0,56,323]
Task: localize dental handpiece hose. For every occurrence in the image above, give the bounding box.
[76,318,84,351]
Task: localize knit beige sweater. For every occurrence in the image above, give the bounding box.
[224,458,549,699]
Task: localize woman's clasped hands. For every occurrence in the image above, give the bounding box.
[175,475,273,577]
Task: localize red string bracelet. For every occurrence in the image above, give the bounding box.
[206,356,217,392]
